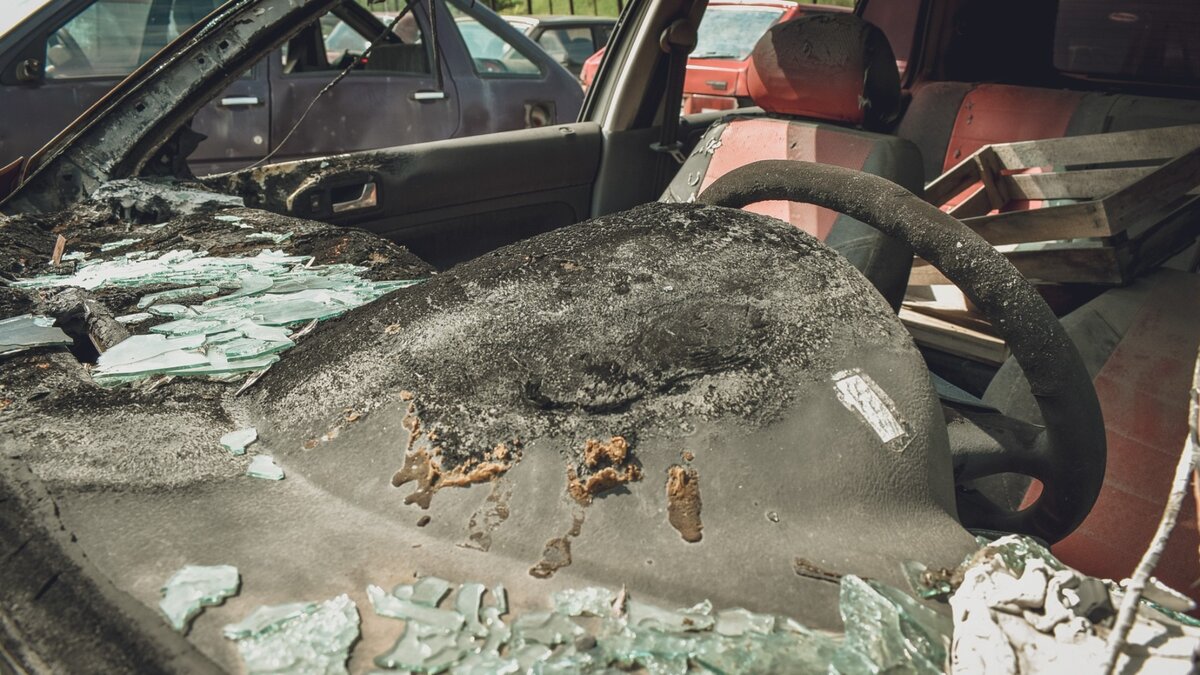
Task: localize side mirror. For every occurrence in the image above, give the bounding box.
[16,56,43,83]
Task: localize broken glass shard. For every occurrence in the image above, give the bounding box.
[393,576,453,607]
[368,584,464,631]
[147,303,191,318]
[0,314,72,356]
[137,285,222,309]
[902,560,954,600]
[511,611,583,647]
[553,587,617,618]
[158,564,240,632]
[374,625,468,671]
[100,238,141,251]
[510,643,554,669]
[246,231,293,244]
[224,602,318,640]
[980,535,1067,576]
[209,274,274,304]
[221,428,258,456]
[115,312,152,325]
[456,582,487,637]
[627,600,715,632]
[714,608,775,636]
[451,651,519,675]
[230,594,359,675]
[832,575,951,675]
[247,455,285,480]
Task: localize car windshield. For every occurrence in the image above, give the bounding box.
[0,0,54,39]
[692,5,787,60]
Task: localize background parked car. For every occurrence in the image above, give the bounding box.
[504,15,615,77]
[580,0,847,113]
[0,0,582,175]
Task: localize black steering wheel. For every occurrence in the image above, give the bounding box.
[698,159,1105,544]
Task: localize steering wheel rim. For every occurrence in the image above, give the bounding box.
[697,159,1105,544]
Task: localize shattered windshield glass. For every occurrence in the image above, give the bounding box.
[692,6,786,60]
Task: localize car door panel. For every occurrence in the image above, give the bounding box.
[267,6,459,163]
[210,122,602,268]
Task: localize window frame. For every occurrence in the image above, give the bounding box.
[280,1,436,80]
[445,0,546,80]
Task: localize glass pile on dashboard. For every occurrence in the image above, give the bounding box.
[224,594,360,674]
[0,314,73,357]
[13,249,422,386]
[353,573,951,673]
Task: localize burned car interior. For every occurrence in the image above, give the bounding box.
[2,0,1200,672]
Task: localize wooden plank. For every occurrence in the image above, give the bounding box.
[974,147,1010,210]
[899,307,1010,366]
[990,124,1200,170]
[960,201,1113,245]
[924,154,981,206]
[1124,195,1200,278]
[911,244,1124,285]
[946,184,993,219]
[1102,144,1200,238]
[1004,246,1124,284]
[1006,166,1156,201]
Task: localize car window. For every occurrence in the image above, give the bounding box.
[315,13,430,74]
[447,4,540,77]
[692,6,786,60]
[537,27,595,68]
[0,0,55,40]
[45,0,221,80]
[593,24,613,48]
[1054,0,1200,86]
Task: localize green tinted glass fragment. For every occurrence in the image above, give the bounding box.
[831,575,951,675]
[368,584,463,632]
[230,594,359,675]
[224,602,318,640]
[0,314,72,356]
[247,455,285,481]
[220,427,258,456]
[158,564,240,632]
[553,587,617,618]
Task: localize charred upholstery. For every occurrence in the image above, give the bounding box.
[662,14,922,309]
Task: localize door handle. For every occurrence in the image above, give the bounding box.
[331,182,378,213]
[411,90,447,101]
[219,96,261,107]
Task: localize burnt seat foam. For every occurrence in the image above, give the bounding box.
[662,14,924,310]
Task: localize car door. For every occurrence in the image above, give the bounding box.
[266,2,459,163]
[443,0,583,134]
[0,0,268,172]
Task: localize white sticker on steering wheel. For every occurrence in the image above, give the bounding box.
[832,369,910,451]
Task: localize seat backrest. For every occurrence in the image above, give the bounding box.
[898,82,1200,182]
[661,14,924,308]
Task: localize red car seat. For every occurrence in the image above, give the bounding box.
[661,14,925,309]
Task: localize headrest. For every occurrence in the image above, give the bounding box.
[747,14,901,131]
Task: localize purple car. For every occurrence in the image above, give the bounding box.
[0,0,582,175]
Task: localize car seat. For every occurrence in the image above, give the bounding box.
[661,14,925,309]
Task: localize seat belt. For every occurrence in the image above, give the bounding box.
[651,19,697,183]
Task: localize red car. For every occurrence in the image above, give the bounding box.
[580,0,848,114]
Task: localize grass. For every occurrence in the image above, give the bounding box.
[359,0,854,19]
